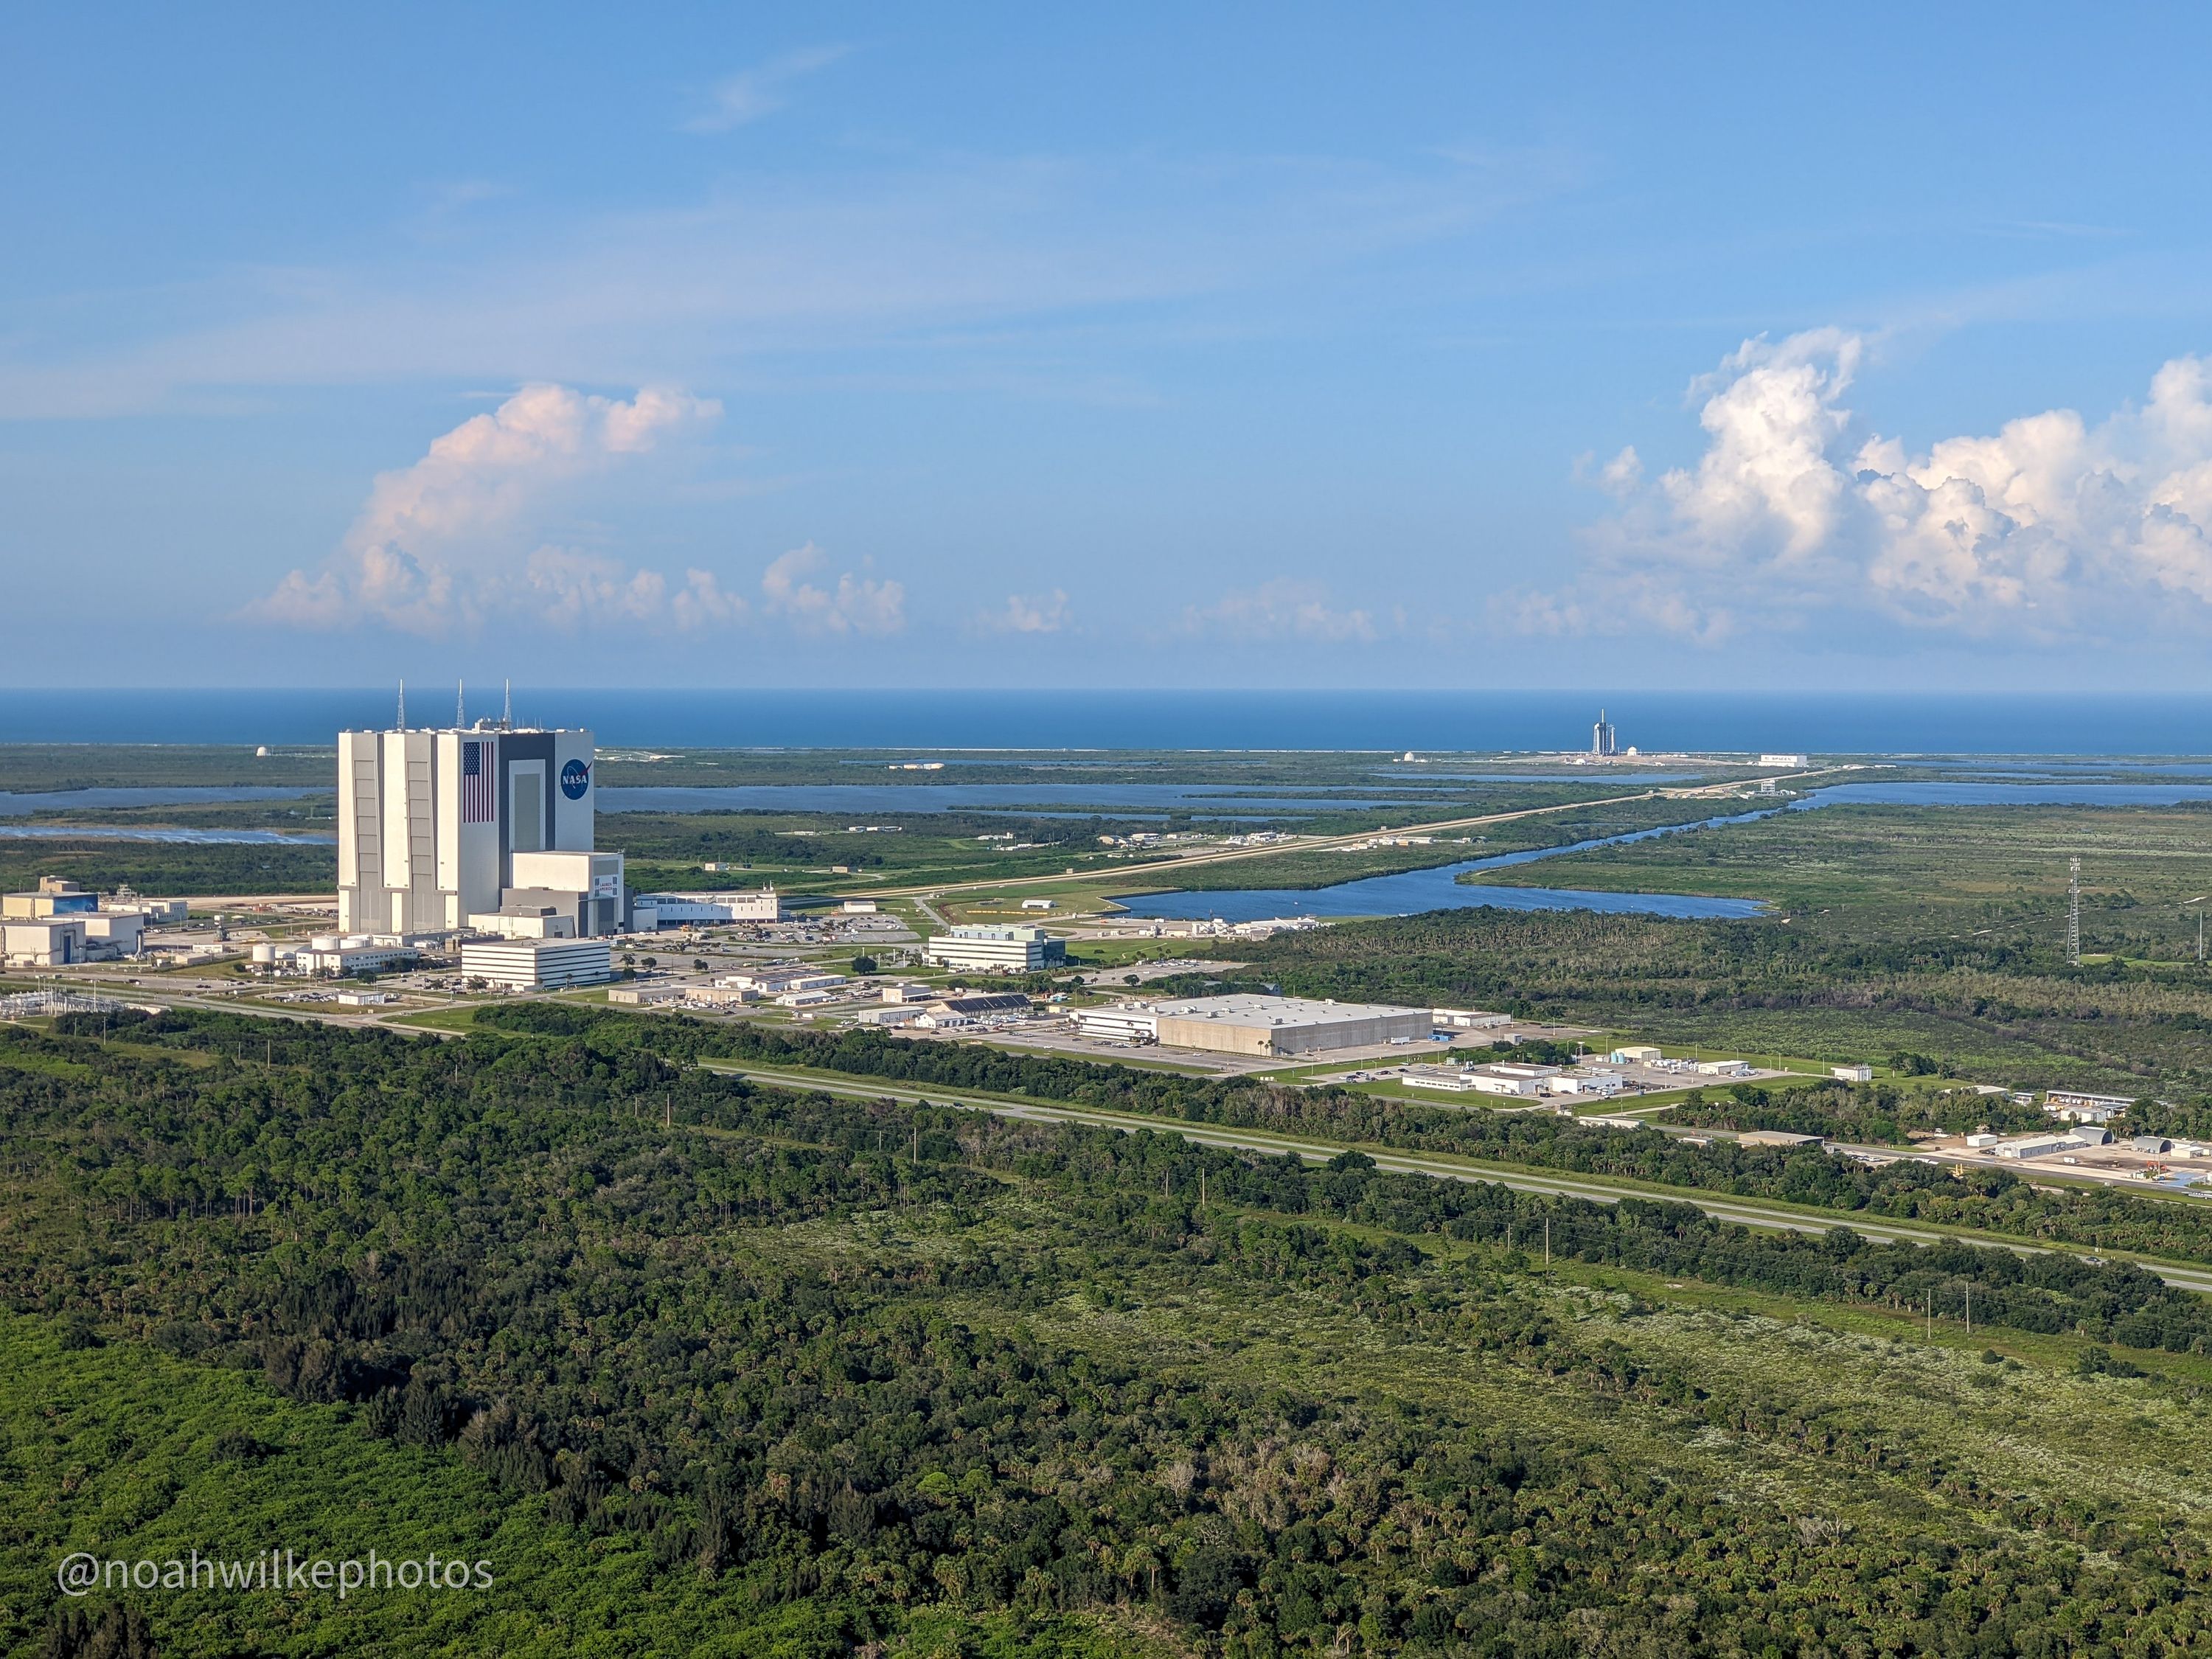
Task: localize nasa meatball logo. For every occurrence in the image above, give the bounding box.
[560,759,592,801]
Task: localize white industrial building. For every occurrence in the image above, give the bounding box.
[634,888,782,927]
[1400,1065,1487,1093]
[1464,1062,1564,1097]
[2044,1091,2132,1123]
[1,879,100,919]
[1759,754,1810,768]
[1433,1007,1512,1030]
[1551,1071,1627,1096]
[2,919,87,965]
[922,925,1066,973]
[293,936,420,975]
[338,714,625,936]
[1072,1006,1161,1044]
[1142,994,1431,1057]
[1,880,153,961]
[460,936,613,990]
[717,966,845,995]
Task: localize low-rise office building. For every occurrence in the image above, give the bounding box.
[923,925,1065,973]
[636,887,782,926]
[295,942,420,975]
[461,936,613,990]
[719,967,845,995]
[1461,1065,1557,1098]
[1831,1063,1874,1082]
[1400,1064,1487,1093]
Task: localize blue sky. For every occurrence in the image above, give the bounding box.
[10,3,2212,689]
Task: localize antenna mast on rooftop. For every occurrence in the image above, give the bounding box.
[397,678,406,731]
[503,678,512,728]
[2067,856,2081,967]
[456,679,465,728]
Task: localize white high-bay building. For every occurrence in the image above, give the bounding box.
[337,716,623,935]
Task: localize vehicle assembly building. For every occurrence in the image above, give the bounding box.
[337,709,624,936]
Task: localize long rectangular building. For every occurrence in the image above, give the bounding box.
[460,936,613,990]
[1144,994,1431,1057]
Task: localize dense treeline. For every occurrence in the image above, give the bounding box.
[476,1003,2212,1268]
[0,838,331,897]
[10,1011,2212,1655]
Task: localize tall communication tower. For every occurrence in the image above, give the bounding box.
[2067,856,2081,967]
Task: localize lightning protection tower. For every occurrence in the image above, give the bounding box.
[2067,856,2081,967]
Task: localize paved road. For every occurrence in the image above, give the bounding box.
[699,1059,2212,1295]
[853,768,1855,902]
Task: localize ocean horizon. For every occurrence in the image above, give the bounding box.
[2,687,2211,756]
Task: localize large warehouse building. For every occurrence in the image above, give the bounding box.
[1140,994,1432,1057]
[338,713,624,936]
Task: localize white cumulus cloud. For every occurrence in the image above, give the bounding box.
[246,383,721,634]
[1184,580,1381,642]
[971,589,1071,635]
[759,543,905,635]
[1535,333,2212,642]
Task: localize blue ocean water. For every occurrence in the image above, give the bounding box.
[9,687,2212,754]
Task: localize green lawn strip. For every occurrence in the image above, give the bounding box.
[694,1058,2212,1284]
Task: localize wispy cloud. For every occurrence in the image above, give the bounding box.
[684,45,851,134]
[0,149,1579,419]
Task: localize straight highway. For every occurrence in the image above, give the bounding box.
[695,1058,2212,1296]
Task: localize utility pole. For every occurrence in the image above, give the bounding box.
[1964,1281,1971,1337]
[2067,858,2081,967]
[1543,1217,1551,1267]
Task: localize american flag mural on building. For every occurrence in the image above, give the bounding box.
[461,740,495,823]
